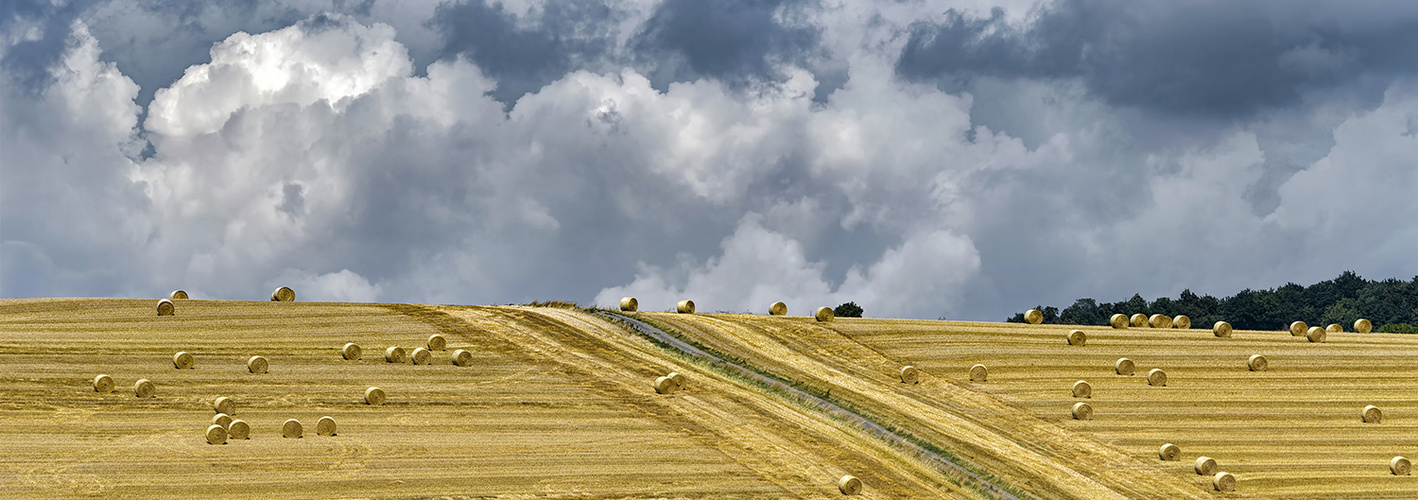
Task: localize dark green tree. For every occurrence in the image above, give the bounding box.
[833,302,864,318]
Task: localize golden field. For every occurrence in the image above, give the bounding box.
[0,299,961,499]
[643,312,1418,498]
[5,297,1418,498]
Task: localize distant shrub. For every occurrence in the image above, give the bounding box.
[1378,323,1418,334]
[834,302,864,318]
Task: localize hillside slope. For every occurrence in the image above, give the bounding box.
[0,298,970,499]
[642,312,1418,498]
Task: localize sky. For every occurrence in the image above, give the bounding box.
[2,0,1417,320]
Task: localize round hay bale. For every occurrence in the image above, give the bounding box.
[212,413,232,428]
[1355,318,1373,333]
[134,378,155,398]
[1195,456,1217,475]
[1110,313,1129,329]
[1212,321,1232,338]
[316,416,336,436]
[173,351,194,369]
[247,355,268,374]
[1306,326,1326,343]
[1072,380,1092,398]
[837,474,863,495]
[1024,309,1043,324]
[1173,315,1191,329]
[1248,354,1267,371]
[342,343,361,360]
[282,419,302,438]
[1149,314,1172,329]
[619,297,638,312]
[1213,471,1235,492]
[411,347,431,365]
[384,346,406,364]
[1362,405,1383,423]
[1289,321,1308,336]
[654,376,677,394]
[93,374,114,393]
[668,372,686,390]
[206,424,227,445]
[769,301,787,316]
[676,300,696,314]
[1072,402,1093,420]
[427,334,446,351]
[452,349,472,367]
[270,286,295,302]
[969,364,988,382]
[1115,358,1135,376]
[364,387,386,406]
[1066,329,1086,346]
[156,298,175,316]
[1326,323,1343,333]
[1147,368,1167,386]
[228,419,250,440]
[169,290,189,300]
[1391,456,1411,475]
[900,365,920,384]
[1130,313,1148,327]
[1159,443,1181,461]
[214,396,235,415]
[815,306,834,322]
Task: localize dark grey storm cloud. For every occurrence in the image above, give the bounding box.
[897,1,1418,118]
[631,0,823,90]
[431,0,619,105]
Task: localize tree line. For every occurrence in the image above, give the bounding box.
[1007,271,1418,333]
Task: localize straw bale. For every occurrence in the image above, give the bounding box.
[364,387,385,406]
[1071,380,1091,398]
[206,424,227,445]
[969,364,988,382]
[134,378,155,398]
[1147,368,1167,386]
[282,419,302,438]
[93,374,114,393]
[1072,402,1093,420]
[1159,443,1181,461]
[270,286,295,302]
[620,297,638,312]
[452,349,472,367]
[769,301,787,316]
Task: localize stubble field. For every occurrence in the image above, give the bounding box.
[642,311,1418,499]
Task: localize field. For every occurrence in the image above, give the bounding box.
[0,298,962,499]
[641,312,1418,498]
[6,298,1418,498]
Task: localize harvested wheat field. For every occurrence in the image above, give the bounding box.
[639,312,1418,499]
[0,298,973,499]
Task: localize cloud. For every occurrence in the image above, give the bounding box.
[5,2,1418,325]
[593,214,980,318]
[270,268,382,302]
[630,0,822,90]
[430,0,619,105]
[895,1,1418,118]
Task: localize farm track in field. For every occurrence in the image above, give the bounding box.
[638,312,1418,499]
[0,298,977,499]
